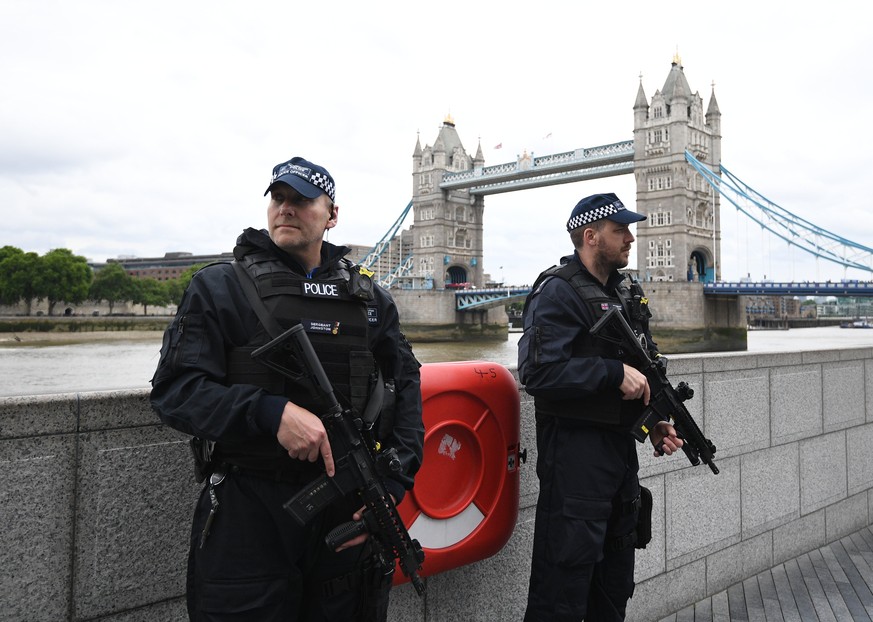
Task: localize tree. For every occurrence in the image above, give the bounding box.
[0,246,43,315]
[166,263,208,306]
[89,262,134,315]
[0,245,20,265]
[131,277,170,315]
[38,248,92,315]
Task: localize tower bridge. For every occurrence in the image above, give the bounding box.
[362,55,872,350]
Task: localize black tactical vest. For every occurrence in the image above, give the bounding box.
[528,260,649,430]
[219,247,377,471]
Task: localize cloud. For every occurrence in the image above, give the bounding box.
[1,0,871,287]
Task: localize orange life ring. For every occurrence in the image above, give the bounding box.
[395,361,521,582]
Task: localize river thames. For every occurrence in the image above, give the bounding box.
[1,326,872,398]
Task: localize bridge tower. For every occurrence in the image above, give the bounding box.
[633,54,723,283]
[410,115,486,289]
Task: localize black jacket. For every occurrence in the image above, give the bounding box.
[150,228,424,501]
[518,252,652,430]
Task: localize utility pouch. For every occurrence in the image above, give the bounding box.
[376,378,397,441]
[360,553,394,622]
[189,437,215,484]
[635,486,653,549]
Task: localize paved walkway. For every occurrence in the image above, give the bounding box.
[659,527,873,622]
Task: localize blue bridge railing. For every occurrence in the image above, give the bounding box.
[703,281,873,296]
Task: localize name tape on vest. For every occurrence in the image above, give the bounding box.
[303,319,341,335]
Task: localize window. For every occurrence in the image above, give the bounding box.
[418,257,434,277]
[646,238,674,268]
[650,210,672,227]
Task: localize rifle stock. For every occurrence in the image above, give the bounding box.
[590,307,719,475]
[251,324,426,595]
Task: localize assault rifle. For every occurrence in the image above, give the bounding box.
[251,324,426,595]
[590,306,719,475]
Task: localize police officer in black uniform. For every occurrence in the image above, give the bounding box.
[150,156,424,621]
[518,193,683,622]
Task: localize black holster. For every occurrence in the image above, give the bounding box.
[635,486,653,549]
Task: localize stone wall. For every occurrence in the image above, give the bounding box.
[645,281,748,353]
[2,344,871,621]
[391,289,509,342]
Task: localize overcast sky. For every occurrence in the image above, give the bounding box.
[2,0,871,286]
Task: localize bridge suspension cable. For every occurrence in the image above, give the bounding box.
[362,199,413,271]
[685,151,873,275]
[377,254,414,289]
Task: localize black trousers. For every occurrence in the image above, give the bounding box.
[524,418,640,622]
[186,470,391,621]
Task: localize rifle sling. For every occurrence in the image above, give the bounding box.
[232,260,284,338]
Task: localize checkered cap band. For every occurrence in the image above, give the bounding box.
[271,162,336,201]
[308,171,335,202]
[566,200,626,231]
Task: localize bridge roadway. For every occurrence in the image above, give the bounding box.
[453,281,873,310]
[454,286,531,310]
[704,282,873,297]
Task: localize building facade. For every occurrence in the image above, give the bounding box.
[102,252,233,281]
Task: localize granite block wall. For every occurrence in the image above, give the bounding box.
[1,345,870,621]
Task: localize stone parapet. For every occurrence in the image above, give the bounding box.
[2,345,871,620]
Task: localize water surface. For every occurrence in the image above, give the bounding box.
[2,326,872,397]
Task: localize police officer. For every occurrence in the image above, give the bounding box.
[151,156,424,621]
[518,193,683,621]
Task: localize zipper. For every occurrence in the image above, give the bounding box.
[533,326,542,366]
[171,315,187,369]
